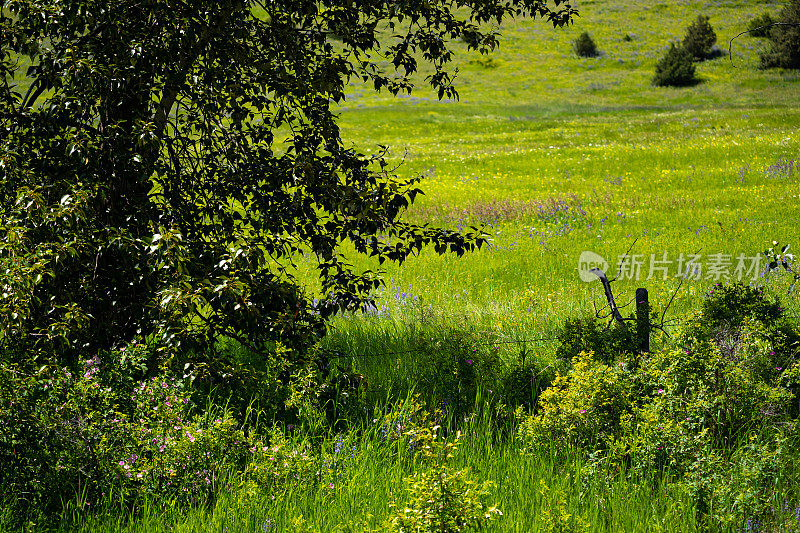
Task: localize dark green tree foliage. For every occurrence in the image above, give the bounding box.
[760,0,800,69]
[573,31,598,57]
[748,12,775,38]
[653,43,697,87]
[683,14,717,60]
[0,1,577,365]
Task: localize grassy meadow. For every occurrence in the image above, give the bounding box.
[8,0,800,531]
[317,0,800,379]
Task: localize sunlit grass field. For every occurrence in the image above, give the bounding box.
[313,0,800,373]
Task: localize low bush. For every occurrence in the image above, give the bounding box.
[499,357,554,411]
[388,427,502,532]
[0,344,267,521]
[397,320,502,421]
[517,351,634,452]
[700,282,783,333]
[556,315,636,365]
[653,43,697,86]
[573,32,599,57]
[517,282,800,528]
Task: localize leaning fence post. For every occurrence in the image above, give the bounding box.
[636,288,650,353]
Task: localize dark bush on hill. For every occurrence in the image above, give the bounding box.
[653,43,697,86]
[573,32,599,57]
[556,315,636,365]
[748,12,775,37]
[760,0,800,69]
[683,15,717,60]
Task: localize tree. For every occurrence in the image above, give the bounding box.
[653,43,697,87]
[573,31,599,57]
[748,12,775,38]
[682,14,716,60]
[760,0,800,69]
[0,1,577,366]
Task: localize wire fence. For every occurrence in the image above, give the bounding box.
[323,335,561,359]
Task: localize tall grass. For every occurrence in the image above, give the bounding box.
[34,399,728,533]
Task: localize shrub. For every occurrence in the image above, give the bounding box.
[516,352,634,452]
[700,282,783,334]
[573,32,599,57]
[0,347,258,521]
[653,43,697,86]
[388,430,502,532]
[538,479,590,533]
[500,358,553,410]
[683,15,717,60]
[748,12,775,37]
[0,346,150,517]
[404,321,502,420]
[106,377,252,506]
[556,316,635,365]
[240,427,317,498]
[760,0,800,69]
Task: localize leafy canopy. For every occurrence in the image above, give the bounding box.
[0,0,576,363]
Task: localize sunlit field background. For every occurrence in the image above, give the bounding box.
[314,0,800,382]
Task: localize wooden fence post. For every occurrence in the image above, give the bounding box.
[636,288,650,353]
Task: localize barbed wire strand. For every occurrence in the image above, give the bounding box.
[324,336,560,359]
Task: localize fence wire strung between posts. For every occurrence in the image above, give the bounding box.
[323,336,561,360]
[327,281,661,362]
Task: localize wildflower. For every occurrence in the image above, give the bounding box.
[658,389,665,394]
[466,359,473,365]
[328,482,335,489]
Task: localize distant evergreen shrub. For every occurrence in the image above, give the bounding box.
[573,31,599,57]
[748,12,775,37]
[653,43,697,86]
[760,0,800,69]
[683,15,717,60]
